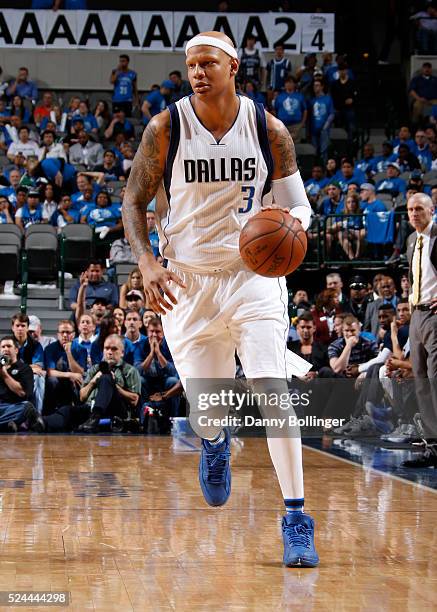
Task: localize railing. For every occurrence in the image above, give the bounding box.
[19,251,28,314]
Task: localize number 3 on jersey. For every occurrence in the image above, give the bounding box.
[239,185,255,213]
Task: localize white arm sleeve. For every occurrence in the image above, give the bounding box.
[358,347,392,374]
[271,171,312,231]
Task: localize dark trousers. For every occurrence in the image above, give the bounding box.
[44,376,78,415]
[318,367,360,420]
[43,404,91,433]
[409,309,437,438]
[93,373,128,419]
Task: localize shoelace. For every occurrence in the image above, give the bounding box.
[284,523,312,549]
[205,450,230,484]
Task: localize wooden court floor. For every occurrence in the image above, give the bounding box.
[0,435,435,612]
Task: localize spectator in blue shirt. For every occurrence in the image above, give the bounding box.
[413,129,432,171]
[44,320,88,413]
[243,81,266,107]
[273,76,307,140]
[50,194,81,228]
[11,313,45,414]
[359,183,387,212]
[110,54,138,117]
[304,164,329,194]
[93,150,125,182]
[81,191,123,243]
[319,182,344,216]
[370,141,397,174]
[124,310,148,366]
[308,79,335,162]
[266,43,292,105]
[409,62,437,126]
[72,101,98,135]
[355,143,375,178]
[146,209,160,258]
[69,260,119,312]
[89,316,135,365]
[142,83,169,126]
[395,143,421,173]
[9,95,31,124]
[391,126,415,154]
[0,195,14,224]
[336,193,365,260]
[6,67,38,103]
[325,54,354,84]
[375,162,407,197]
[15,189,47,231]
[336,158,366,194]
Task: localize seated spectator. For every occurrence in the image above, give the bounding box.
[308,79,334,162]
[71,312,97,363]
[335,192,365,259]
[0,335,42,432]
[304,164,329,194]
[34,91,54,126]
[93,100,111,131]
[109,236,136,265]
[64,117,85,148]
[391,126,415,154]
[125,290,146,314]
[71,100,98,134]
[326,272,348,305]
[71,173,99,207]
[15,189,48,230]
[272,76,306,140]
[375,162,406,197]
[69,130,104,169]
[10,95,31,123]
[319,181,343,215]
[137,317,182,423]
[119,267,144,309]
[355,144,375,177]
[142,83,167,125]
[325,157,339,180]
[370,141,396,174]
[113,307,126,334]
[78,334,141,433]
[28,315,55,350]
[7,126,40,161]
[336,158,366,194]
[0,170,23,208]
[51,194,80,228]
[343,275,371,325]
[364,275,398,336]
[408,61,437,126]
[312,288,341,347]
[141,309,156,335]
[169,70,192,102]
[11,313,45,414]
[243,81,266,107]
[69,260,119,312]
[287,313,330,378]
[39,105,67,134]
[80,190,122,241]
[0,195,14,223]
[124,310,147,364]
[413,129,432,171]
[395,143,421,173]
[359,183,386,212]
[6,67,38,102]
[327,315,378,376]
[296,52,319,95]
[90,316,135,366]
[93,150,124,182]
[331,63,357,142]
[104,109,134,141]
[41,182,58,221]
[44,320,87,413]
[38,130,66,162]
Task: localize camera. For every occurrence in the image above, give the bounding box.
[98,361,110,374]
[0,354,11,367]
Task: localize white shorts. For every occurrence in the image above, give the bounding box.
[161,261,289,386]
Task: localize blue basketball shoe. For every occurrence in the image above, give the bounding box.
[199,429,231,507]
[282,512,319,567]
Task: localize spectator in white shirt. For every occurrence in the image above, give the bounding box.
[69,130,103,169]
[38,130,66,162]
[7,126,40,162]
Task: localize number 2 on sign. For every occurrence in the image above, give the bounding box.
[239,185,255,213]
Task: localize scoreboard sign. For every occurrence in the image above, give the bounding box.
[0,10,335,53]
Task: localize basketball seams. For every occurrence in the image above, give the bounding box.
[254,225,292,272]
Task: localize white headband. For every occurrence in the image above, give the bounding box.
[185,35,238,60]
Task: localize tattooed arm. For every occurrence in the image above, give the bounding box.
[122,111,186,314]
[263,111,311,230]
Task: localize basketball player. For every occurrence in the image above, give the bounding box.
[122,32,318,567]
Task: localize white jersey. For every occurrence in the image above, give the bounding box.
[155,95,273,272]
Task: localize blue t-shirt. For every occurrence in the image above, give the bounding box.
[391,138,415,155]
[18,339,44,366]
[50,208,81,226]
[267,57,292,91]
[72,112,98,133]
[90,337,135,365]
[375,177,406,196]
[274,92,306,126]
[304,177,329,192]
[337,170,366,194]
[0,212,11,223]
[71,337,93,357]
[325,66,354,84]
[81,203,121,229]
[414,145,432,171]
[355,157,374,175]
[361,199,386,213]
[149,229,160,258]
[0,186,16,207]
[125,334,148,366]
[113,70,137,103]
[143,90,166,124]
[382,324,409,352]
[44,340,88,372]
[308,95,334,132]
[365,210,395,244]
[369,154,397,174]
[18,204,44,227]
[320,197,344,216]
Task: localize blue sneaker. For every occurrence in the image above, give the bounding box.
[282,512,319,567]
[199,429,231,507]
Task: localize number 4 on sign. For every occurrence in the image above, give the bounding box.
[311,28,324,51]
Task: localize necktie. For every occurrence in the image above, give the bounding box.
[412,235,424,306]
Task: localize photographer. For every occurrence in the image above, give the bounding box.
[0,336,42,432]
[78,334,141,433]
[11,313,45,414]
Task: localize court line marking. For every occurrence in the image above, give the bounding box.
[303,443,437,496]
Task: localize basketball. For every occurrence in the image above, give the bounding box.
[239,209,307,277]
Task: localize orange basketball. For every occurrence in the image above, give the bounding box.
[239,209,307,277]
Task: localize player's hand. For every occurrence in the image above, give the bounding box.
[261,204,291,215]
[138,253,186,315]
